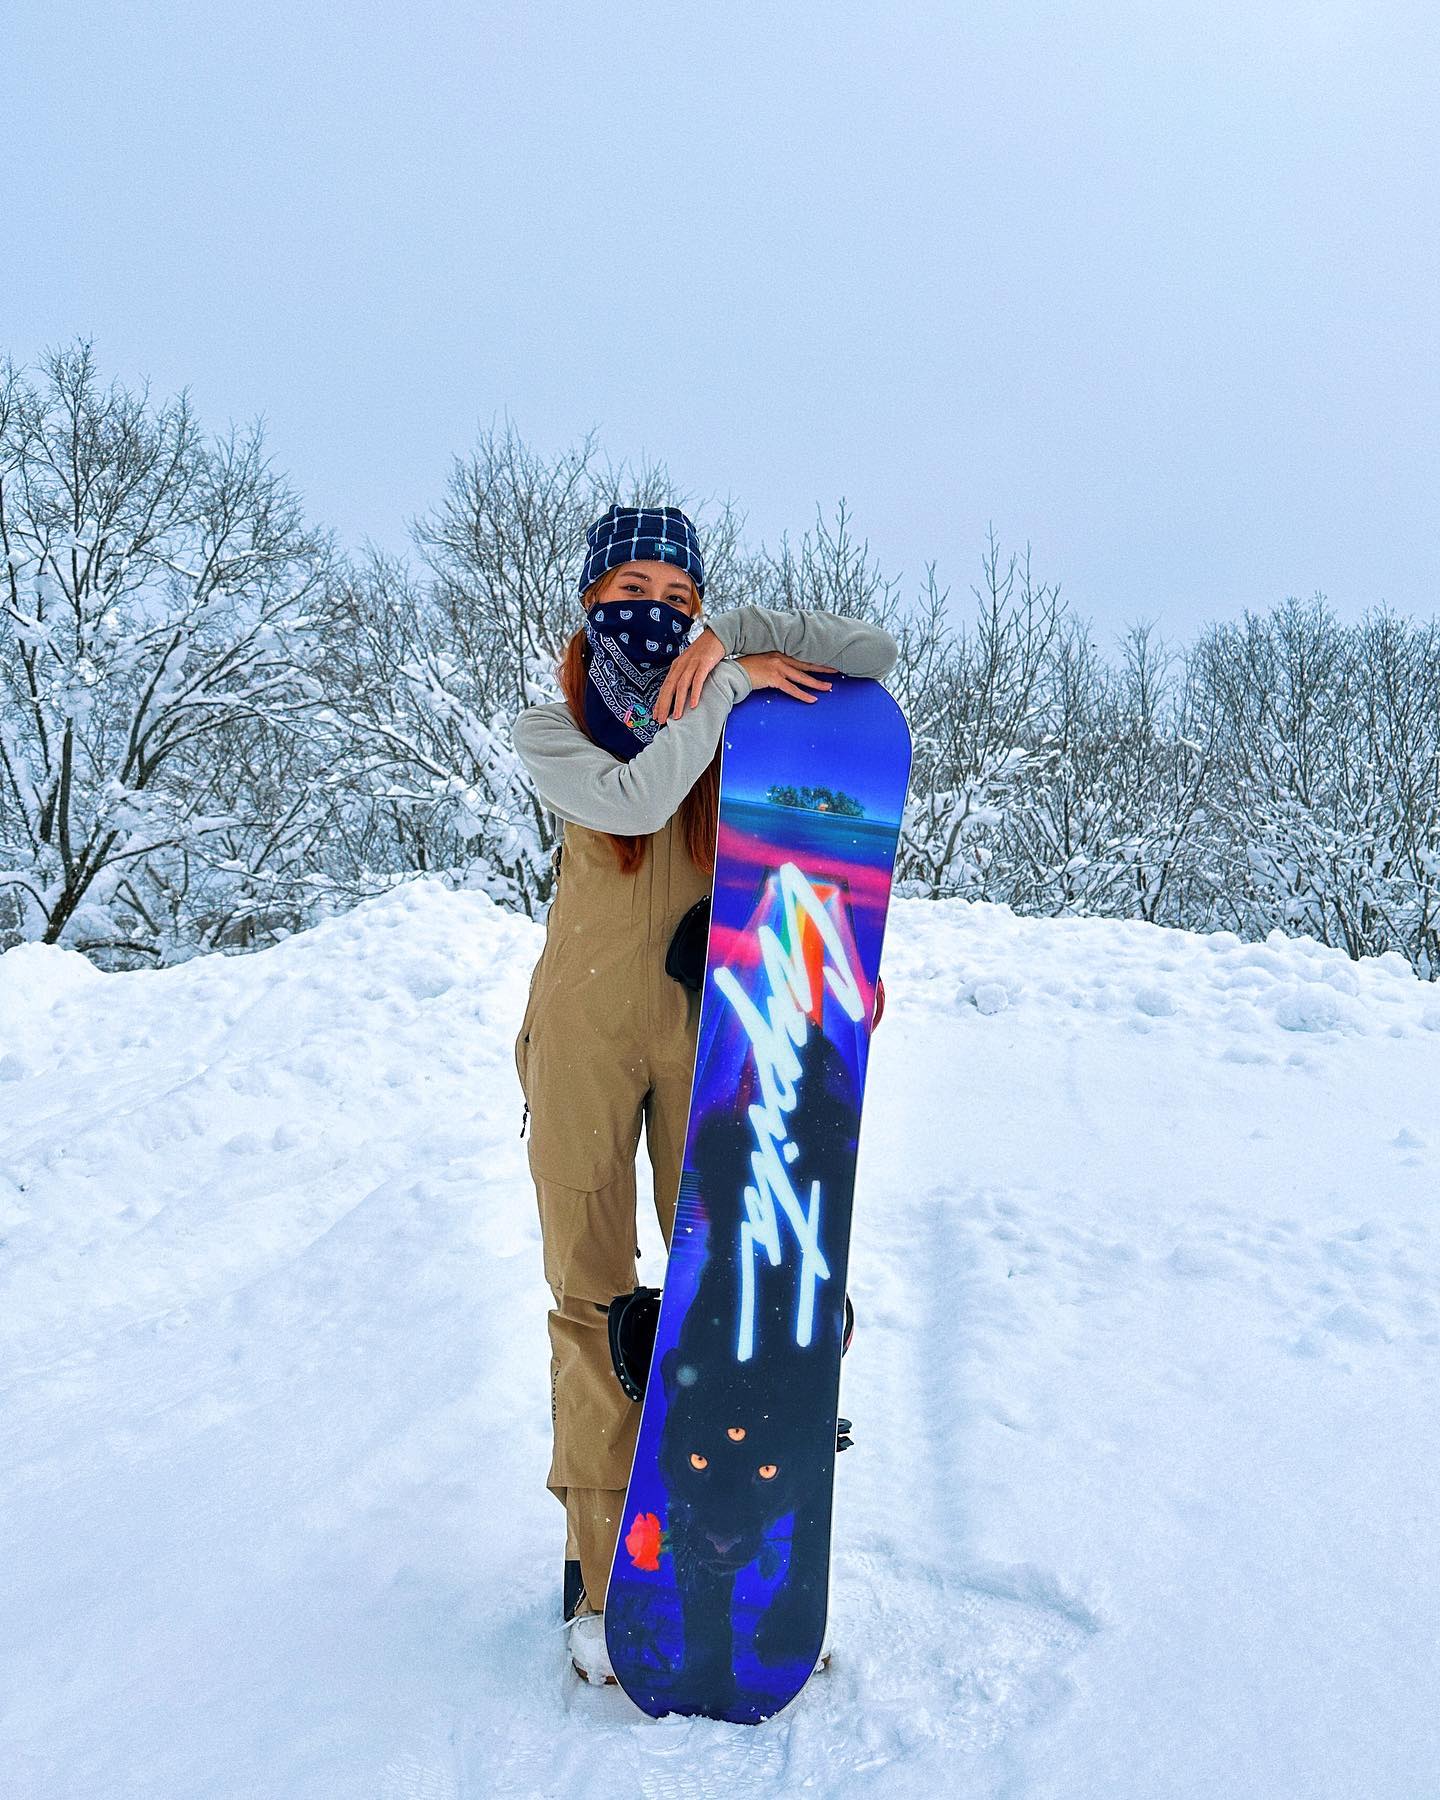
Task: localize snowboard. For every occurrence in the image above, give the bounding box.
[603,671,913,1724]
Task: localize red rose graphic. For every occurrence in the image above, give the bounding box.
[625,1510,663,1571]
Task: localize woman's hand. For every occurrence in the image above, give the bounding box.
[652,625,727,723]
[652,625,837,722]
[735,650,838,703]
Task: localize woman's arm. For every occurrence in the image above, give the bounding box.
[512,657,753,836]
[705,604,899,679]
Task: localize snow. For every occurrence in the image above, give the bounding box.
[2,884,1437,1798]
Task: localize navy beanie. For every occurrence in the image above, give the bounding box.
[578,504,705,600]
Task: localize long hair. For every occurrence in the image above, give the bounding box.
[556,564,722,876]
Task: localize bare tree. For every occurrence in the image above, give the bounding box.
[1048,618,1218,926]
[747,495,905,629]
[1340,606,1440,973]
[6,357,1436,980]
[353,421,758,916]
[898,526,1064,900]
[0,342,331,960]
[1005,612,1117,915]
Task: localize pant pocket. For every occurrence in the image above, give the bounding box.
[525,1024,644,1192]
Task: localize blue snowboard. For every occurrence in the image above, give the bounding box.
[604,673,913,1723]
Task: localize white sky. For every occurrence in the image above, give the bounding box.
[7,0,1438,647]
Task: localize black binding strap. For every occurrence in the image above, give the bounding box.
[604,1285,856,1413]
[664,896,711,992]
[604,1285,662,1402]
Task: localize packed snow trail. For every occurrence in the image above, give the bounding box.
[1,883,1437,1798]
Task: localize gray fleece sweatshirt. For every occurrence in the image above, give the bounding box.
[512,602,900,836]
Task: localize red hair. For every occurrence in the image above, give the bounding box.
[555,564,721,876]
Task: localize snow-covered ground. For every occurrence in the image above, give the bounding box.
[2,883,1437,1799]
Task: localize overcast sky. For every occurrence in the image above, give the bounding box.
[8,0,1438,649]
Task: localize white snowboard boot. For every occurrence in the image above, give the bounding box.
[568,1610,617,1686]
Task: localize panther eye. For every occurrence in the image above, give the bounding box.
[689,1453,708,1470]
[757,1463,778,1480]
[727,1427,746,1441]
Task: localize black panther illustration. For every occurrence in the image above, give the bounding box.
[653,1026,859,1707]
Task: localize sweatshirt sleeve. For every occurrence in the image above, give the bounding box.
[705,604,899,679]
[512,657,754,836]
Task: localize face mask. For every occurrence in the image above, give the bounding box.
[585,597,693,666]
[583,597,695,761]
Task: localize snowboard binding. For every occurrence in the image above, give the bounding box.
[603,1286,856,1451]
[604,1284,662,1402]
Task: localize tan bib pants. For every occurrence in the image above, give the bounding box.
[514,808,710,1615]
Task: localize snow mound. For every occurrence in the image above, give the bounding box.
[2,883,1437,1798]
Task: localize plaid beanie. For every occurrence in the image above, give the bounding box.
[578,504,705,600]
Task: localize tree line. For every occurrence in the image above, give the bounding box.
[2,342,1436,979]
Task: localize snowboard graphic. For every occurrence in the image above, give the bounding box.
[604,672,912,1723]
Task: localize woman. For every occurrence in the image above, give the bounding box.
[511,503,899,1684]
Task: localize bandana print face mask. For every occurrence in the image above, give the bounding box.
[582,596,694,762]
